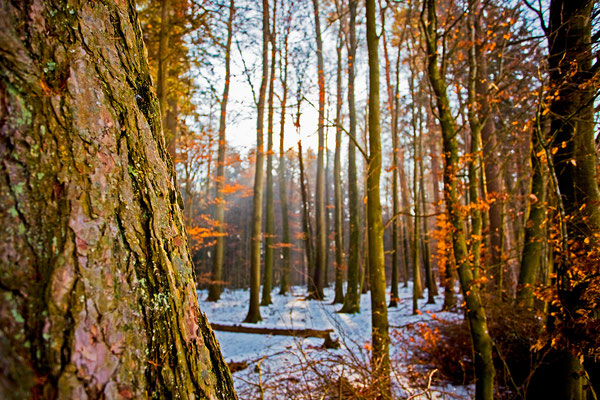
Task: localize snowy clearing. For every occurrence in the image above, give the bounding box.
[198,284,471,399]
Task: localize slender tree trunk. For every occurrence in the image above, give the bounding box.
[0,1,237,397]
[410,72,423,314]
[278,0,292,295]
[418,92,436,303]
[208,0,235,302]
[262,0,278,307]
[245,0,270,324]
[399,149,411,287]
[310,0,326,300]
[366,0,391,396]
[423,0,495,397]
[466,0,484,284]
[380,1,400,307]
[472,0,503,294]
[298,141,315,290]
[333,28,345,305]
[339,0,360,314]
[516,124,546,308]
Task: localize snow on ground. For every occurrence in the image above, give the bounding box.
[198,284,471,399]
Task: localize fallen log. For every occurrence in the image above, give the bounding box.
[210,323,333,338]
[210,323,340,348]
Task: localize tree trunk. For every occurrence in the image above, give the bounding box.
[410,72,423,314]
[423,0,495,397]
[208,0,235,303]
[380,1,400,307]
[298,141,315,289]
[278,0,292,295]
[366,0,391,396]
[339,0,360,314]
[473,0,503,294]
[245,0,270,324]
[310,0,326,300]
[262,0,278,307]
[467,0,484,284]
[0,1,236,398]
[333,27,345,305]
[516,125,546,308]
[545,0,600,397]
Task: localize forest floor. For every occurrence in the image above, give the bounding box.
[198,283,470,399]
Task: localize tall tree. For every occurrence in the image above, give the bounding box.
[366,0,391,396]
[422,0,495,397]
[208,0,236,302]
[339,0,361,314]
[380,0,401,307]
[466,0,484,285]
[245,0,270,323]
[516,120,546,308]
[310,0,326,300]
[0,1,236,398]
[262,0,278,307]
[332,21,345,305]
[278,0,292,295]
[544,0,600,397]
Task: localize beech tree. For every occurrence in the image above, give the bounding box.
[245,0,270,323]
[422,0,496,397]
[0,0,236,398]
[544,0,600,397]
[309,0,327,300]
[366,0,391,395]
[208,0,236,302]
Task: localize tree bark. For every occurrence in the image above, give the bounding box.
[366,0,391,396]
[208,0,236,303]
[333,26,345,305]
[339,0,360,314]
[278,0,292,295]
[423,0,495,398]
[262,0,278,307]
[516,125,546,308]
[310,0,326,300]
[298,141,315,289]
[380,1,400,308]
[245,0,270,324]
[545,0,600,397]
[467,0,484,284]
[0,1,236,398]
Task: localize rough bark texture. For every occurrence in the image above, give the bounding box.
[310,0,326,300]
[245,0,270,324]
[0,1,236,398]
[365,0,391,396]
[339,0,360,314]
[423,0,495,398]
[208,0,235,303]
